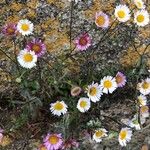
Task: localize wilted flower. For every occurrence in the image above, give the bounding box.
[71,86,82,96]
[15,77,22,83]
[44,133,63,150]
[74,33,91,51]
[26,39,46,57]
[115,72,126,87]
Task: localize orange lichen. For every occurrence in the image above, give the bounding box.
[139,28,150,39]
[5,15,20,24]
[45,32,70,53]
[83,0,114,20]
[46,0,66,9]
[26,9,37,18]
[27,0,39,9]
[120,45,150,67]
[10,2,23,11]
[63,58,80,74]
[41,19,60,30]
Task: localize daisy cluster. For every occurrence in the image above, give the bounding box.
[2,19,46,69]
[73,0,149,52]
[1,0,149,149]
[50,72,126,116]
[49,72,150,147]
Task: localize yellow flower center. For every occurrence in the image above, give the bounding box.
[95,130,104,138]
[115,75,123,84]
[89,87,97,96]
[80,100,87,108]
[117,10,125,18]
[32,44,41,52]
[96,15,105,26]
[142,81,149,89]
[120,130,127,140]
[136,14,145,23]
[103,80,112,88]
[54,102,64,111]
[21,24,29,31]
[49,135,59,145]
[140,106,149,113]
[23,53,33,62]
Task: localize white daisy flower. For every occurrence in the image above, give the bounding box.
[140,105,149,118]
[93,128,108,143]
[17,19,33,36]
[17,49,37,69]
[118,128,132,147]
[114,5,131,22]
[100,76,117,94]
[129,115,141,130]
[50,101,68,116]
[134,0,145,9]
[137,95,147,106]
[134,10,149,27]
[87,82,103,102]
[138,78,150,95]
[77,97,91,113]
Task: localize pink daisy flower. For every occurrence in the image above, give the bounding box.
[44,133,63,150]
[2,23,17,36]
[95,11,110,28]
[74,33,91,51]
[26,39,46,57]
[115,72,127,87]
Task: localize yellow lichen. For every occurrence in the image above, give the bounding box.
[10,2,23,11]
[27,0,39,9]
[120,45,150,67]
[83,0,114,20]
[5,15,20,24]
[26,9,37,18]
